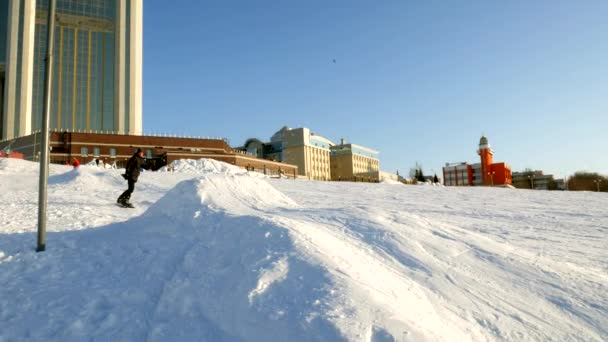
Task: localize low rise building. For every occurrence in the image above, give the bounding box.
[512,170,558,190]
[330,139,379,182]
[0,130,298,177]
[239,127,380,182]
[239,126,333,180]
[442,136,512,186]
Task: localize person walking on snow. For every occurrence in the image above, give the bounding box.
[117,148,146,207]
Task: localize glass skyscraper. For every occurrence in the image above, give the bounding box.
[0,0,142,140]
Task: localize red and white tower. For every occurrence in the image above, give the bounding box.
[477,135,494,185]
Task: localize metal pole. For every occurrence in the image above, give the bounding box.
[532,175,535,189]
[37,0,57,252]
[33,130,37,160]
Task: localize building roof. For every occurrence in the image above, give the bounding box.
[479,135,489,146]
[331,143,379,158]
[309,133,335,147]
[444,162,468,167]
[232,138,266,153]
[343,143,378,154]
[270,126,291,142]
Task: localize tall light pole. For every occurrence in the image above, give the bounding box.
[528,174,535,190]
[37,0,57,252]
[593,179,602,192]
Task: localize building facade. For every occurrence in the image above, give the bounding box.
[443,162,475,186]
[239,127,380,182]
[280,127,333,180]
[0,0,142,140]
[330,139,379,182]
[443,136,512,186]
[0,131,298,176]
[512,170,557,190]
[240,126,333,180]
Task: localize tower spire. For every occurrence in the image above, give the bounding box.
[478,135,494,185]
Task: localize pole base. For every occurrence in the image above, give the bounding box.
[36,244,46,252]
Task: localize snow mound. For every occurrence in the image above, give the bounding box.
[380,179,402,185]
[158,158,246,175]
[48,165,125,189]
[84,160,114,169]
[0,157,39,174]
[145,173,297,220]
[137,174,471,341]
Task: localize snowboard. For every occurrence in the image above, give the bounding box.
[116,202,135,208]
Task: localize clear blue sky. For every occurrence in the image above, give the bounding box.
[142,0,607,178]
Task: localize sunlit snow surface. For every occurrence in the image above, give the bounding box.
[0,158,606,341]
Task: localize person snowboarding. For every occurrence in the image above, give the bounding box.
[117,148,146,208]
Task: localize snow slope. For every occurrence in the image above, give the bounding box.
[158,158,248,175]
[0,158,606,341]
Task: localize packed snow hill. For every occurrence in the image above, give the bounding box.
[0,158,606,341]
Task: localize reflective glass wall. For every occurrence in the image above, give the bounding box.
[0,0,9,138]
[32,0,117,132]
[0,0,8,137]
[0,0,8,63]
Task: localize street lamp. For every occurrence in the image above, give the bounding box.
[593,179,602,192]
[488,171,495,186]
[528,175,535,190]
[37,0,57,252]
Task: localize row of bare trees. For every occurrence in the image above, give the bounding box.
[567,172,607,192]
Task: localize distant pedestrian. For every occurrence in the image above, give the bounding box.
[117,148,146,208]
[72,158,80,169]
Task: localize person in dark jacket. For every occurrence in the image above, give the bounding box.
[117,148,146,206]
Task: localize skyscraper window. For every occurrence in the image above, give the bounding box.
[1,0,142,139]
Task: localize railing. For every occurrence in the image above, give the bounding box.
[243,165,296,179]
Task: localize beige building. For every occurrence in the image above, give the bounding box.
[277,127,333,180]
[239,126,334,180]
[330,139,379,182]
[239,127,381,182]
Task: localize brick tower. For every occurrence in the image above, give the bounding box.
[477,135,494,185]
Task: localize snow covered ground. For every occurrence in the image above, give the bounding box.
[0,158,606,341]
